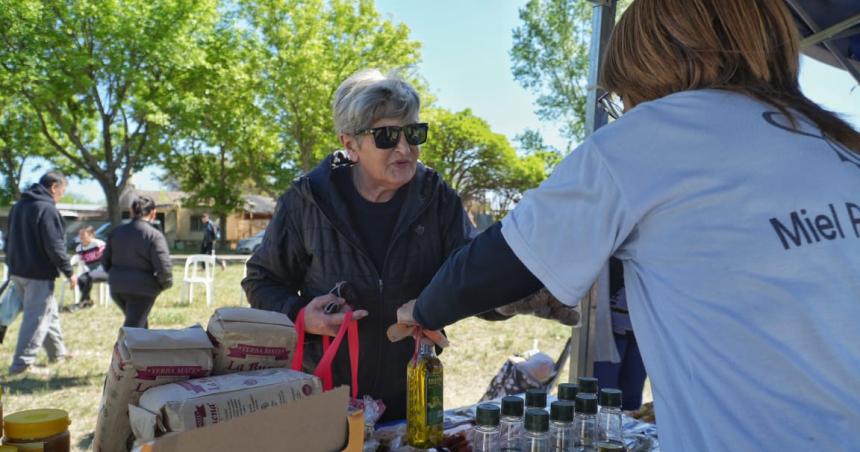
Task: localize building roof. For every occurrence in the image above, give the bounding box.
[242,194,276,215]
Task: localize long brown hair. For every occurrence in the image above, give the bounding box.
[601,0,860,152]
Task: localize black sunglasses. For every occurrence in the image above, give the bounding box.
[355,123,429,149]
[598,92,624,120]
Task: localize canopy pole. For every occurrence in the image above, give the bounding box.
[800,13,860,48]
[570,0,617,382]
[785,0,860,84]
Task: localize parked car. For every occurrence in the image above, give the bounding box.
[236,231,265,254]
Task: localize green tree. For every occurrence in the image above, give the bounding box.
[510,0,630,146]
[0,0,220,225]
[165,20,278,248]
[0,96,48,204]
[241,0,422,194]
[421,107,552,213]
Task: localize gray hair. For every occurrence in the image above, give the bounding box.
[39,170,67,189]
[332,69,420,135]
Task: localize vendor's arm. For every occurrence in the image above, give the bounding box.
[415,140,637,330]
[242,191,310,321]
[414,222,543,329]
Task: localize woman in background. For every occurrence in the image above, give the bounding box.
[103,196,172,328]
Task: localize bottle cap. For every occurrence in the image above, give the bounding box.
[577,376,599,394]
[525,388,547,408]
[501,396,524,417]
[475,403,501,427]
[549,401,574,422]
[575,393,598,415]
[599,388,623,408]
[558,383,578,401]
[524,408,549,433]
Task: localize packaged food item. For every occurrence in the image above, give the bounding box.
[93,326,213,452]
[206,307,296,375]
[3,408,70,452]
[130,368,322,441]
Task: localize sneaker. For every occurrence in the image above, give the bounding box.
[8,365,51,376]
[49,352,75,364]
[79,298,94,309]
[60,303,79,313]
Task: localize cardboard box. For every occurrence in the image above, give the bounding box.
[135,386,364,452]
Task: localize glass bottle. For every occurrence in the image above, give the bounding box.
[597,388,624,451]
[406,341,444,448]
[574,394,598,452]
[522,408,550,452]
[526,388,548,409]
[577,377,598,396]
[558,383,579,402]
[549,401,575,452]
[473,403,501,452]
[500,396,524,452]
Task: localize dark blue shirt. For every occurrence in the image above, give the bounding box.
[334,168,407,273]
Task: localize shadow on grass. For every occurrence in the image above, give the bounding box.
[78,432,94,450]
[4,374,100,395]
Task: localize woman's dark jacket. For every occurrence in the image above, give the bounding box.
[103,219,173,297]
[242,154,475,421]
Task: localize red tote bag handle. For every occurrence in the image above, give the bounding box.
[291,307,359,399]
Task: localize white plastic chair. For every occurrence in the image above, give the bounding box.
[238,255,251,304]
[58,255,89,307]
[88,268,110,307]
[181,254,215,306]
[2,262,7,282]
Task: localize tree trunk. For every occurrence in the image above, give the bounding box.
[218,213,228,251]
[104,184,123,226]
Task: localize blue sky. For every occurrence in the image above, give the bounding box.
[25,0,860,201]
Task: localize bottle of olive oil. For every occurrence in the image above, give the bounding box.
[406,340,444,448]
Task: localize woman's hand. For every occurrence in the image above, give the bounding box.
[303,294,369,337]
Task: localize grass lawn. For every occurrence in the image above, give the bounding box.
[0,263,577,450]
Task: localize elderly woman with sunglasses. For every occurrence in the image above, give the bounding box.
[242,69,474,422]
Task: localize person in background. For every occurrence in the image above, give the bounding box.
[5,170,75,374]
[408,0,860,450]
[593,258,647,411]
[103,196,172,328]
[68,226,107,310]
[200,213,226,270]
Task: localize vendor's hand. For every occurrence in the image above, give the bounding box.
[304,294,368,337]
[495,289,580,326]
[69,274,78,290]
[388,299,449,348]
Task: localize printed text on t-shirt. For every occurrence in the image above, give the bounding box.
[770,203,860,250]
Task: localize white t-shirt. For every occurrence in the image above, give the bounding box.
[502,89,860,451]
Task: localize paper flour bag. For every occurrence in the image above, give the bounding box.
[130,368,323,441]
[207,307,297,375]
[94,325,213,452]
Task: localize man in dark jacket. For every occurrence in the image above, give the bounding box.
[200,213,225,270]
[5,171,75,374]
[200,213,219,254]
